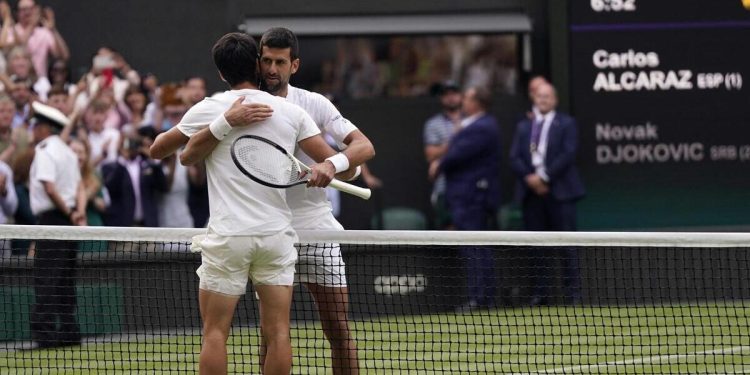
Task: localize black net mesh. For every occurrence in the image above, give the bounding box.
[1,237,749,373]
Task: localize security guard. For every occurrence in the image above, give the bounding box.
[28,101,86,349]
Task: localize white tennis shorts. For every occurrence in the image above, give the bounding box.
[293,213,347,288]
[194,226,298,296]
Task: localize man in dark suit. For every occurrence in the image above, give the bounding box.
[430,86,501,310]
[101,135,167,227]
[509,83,585,305]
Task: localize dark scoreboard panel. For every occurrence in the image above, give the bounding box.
[569,0,750,229]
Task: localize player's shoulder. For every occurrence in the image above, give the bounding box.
[289,85,329,101]
[275,94,310,117]
[287,85,335,109]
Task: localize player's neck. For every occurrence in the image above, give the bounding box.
[231,82,258,91]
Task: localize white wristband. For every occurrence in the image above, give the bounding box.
[346,166,362,181]
[325,153,350,173]
[208,115,232,141]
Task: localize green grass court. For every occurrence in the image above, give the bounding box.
[2,301,749,374]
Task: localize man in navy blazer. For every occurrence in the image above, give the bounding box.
[430,86,501,310]
[509,83,585,305]
[101,135,168,227]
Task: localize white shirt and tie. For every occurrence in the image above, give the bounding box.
[531,109,556,182]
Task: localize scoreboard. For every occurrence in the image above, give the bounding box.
[568,0,750,229]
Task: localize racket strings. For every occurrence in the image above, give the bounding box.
[234,140,304,185]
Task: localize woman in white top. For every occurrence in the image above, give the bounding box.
[157,150,193,228]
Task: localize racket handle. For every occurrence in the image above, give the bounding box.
[328,179,372,200]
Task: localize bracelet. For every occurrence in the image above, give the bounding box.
[325,153,350,174]
[208,115,232,141]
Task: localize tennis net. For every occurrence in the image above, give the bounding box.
[1,225,750,374]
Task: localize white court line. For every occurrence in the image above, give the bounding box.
[521,345,750,374]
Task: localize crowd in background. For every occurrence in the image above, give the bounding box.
[305,35,518,99]
[0,1,540,266]
[0,0,210,256]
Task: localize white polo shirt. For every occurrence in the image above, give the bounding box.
[30,135,81,215]
[177,88,320,237]
[284,85,358,224]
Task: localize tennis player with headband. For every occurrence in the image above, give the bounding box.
[175,32,349,375]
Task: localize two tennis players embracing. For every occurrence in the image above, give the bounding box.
[150,30,374,375]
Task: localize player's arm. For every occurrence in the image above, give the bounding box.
[180,125,220,166]
[340,130,375,168]
[180,97,273,166]
[150,127,188,160]
[297,134,338,187]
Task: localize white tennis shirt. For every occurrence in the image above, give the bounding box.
[284,85,357,225]
[177,89,320,236]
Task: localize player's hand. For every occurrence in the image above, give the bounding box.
[307,161,335,188]
[224,96,273,128]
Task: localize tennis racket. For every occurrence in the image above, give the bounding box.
[231,135,372,200]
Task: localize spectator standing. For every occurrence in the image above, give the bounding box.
[47,58,73,92]
[183,76,206,106]
[69,138,107,228]
[430,86,502,311]
[101,135,167,227]
[0,93,28,164]
[13,0,69,80]
[0,159,17,258]
[157,83,186,131]
[0,159,16,223]
[5,45,49,100]
[121,87,150,135]
[523,75,549,120]
[509,83,585,305]
[83,99,120,166]
[155,106,193,229]
[28,101,85,349]
[9,74,33,129]
[158,152,193,228]
[423,81,462,229]
[10,147,34,256]
[140,72,160,127]
[162,83,209,227]
[69,138,107,252]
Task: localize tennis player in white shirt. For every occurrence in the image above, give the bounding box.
[176,32,347,375]
[148,29,373,375]
[257,27,375,375]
